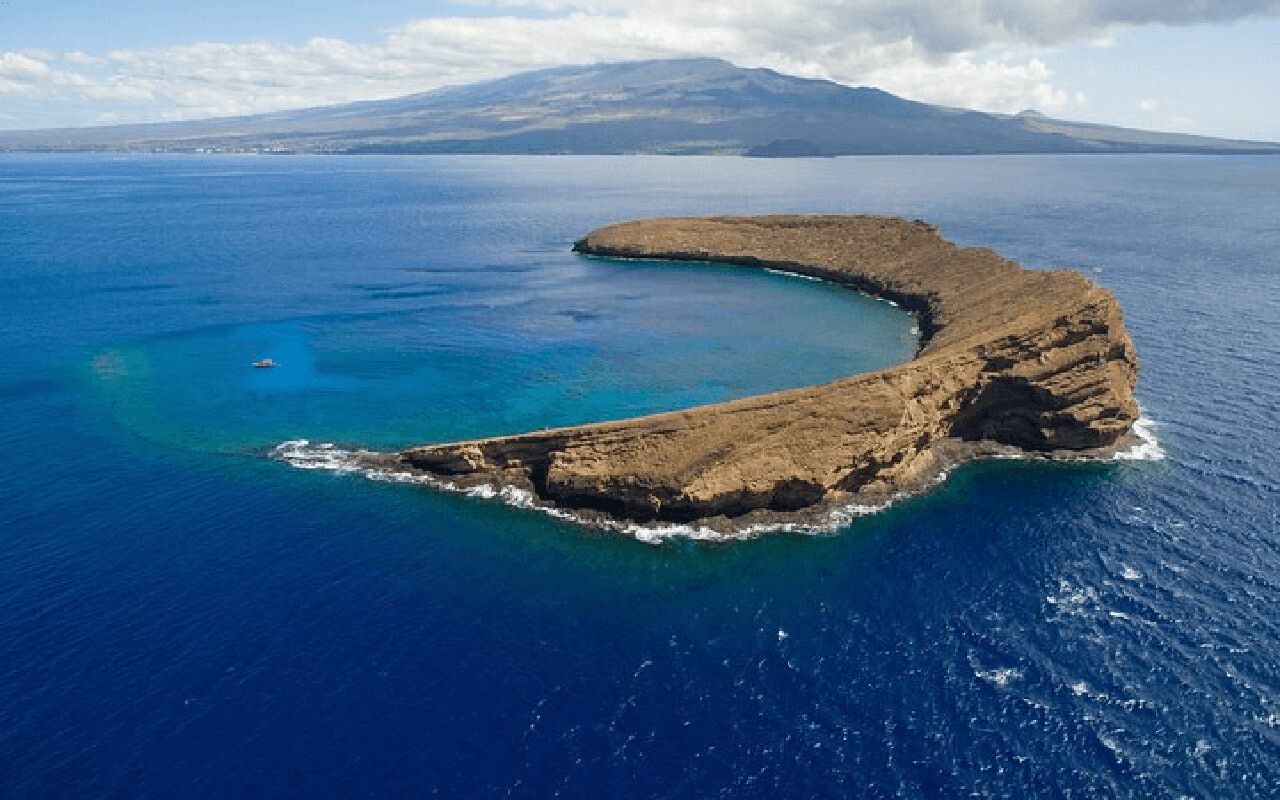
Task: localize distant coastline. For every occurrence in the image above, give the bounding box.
[2,59,1276,156]
[375,214,1141,535]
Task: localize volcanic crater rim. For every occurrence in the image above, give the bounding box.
[383,214,1141,534]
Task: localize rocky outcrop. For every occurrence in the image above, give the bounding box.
[396,215,1140,529]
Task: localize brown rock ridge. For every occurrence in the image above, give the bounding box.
[393,215,1140,530]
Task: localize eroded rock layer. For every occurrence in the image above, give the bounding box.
[397,215,1140,526]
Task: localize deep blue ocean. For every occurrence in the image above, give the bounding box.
[1,154,1277,798]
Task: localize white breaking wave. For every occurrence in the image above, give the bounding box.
[273,440,394,475]
[269,439,897,543]
[620,496,893,545]
[975,666,1024,688]
[1113,415,1165,461]
[272,440,543,498]
[272,440,373,473]
[271,413,1163,543]
[986,413,1164,465]
[762,267,824,282]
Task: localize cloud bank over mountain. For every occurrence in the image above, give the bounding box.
[1,0,1277,129]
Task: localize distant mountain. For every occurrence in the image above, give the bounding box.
[2,58,1276,155]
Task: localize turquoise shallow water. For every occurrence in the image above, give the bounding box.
[2,154,1279,798]
[82,257,915,455]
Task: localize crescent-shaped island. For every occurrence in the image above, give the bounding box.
[374,215,1139,535]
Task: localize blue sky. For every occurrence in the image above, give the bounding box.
[0,1,493,51]
[2,0,1278,140]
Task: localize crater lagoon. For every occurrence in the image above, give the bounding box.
[1,154,1277,798]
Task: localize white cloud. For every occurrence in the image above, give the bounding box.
[2,0,1277,128]
[1137,98,1160,113]
[0,52,51,95]
[858,54,1089,112]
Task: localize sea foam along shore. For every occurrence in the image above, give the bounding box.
[270,417,1162,544]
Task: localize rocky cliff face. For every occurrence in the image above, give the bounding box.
[396,215,1140,528]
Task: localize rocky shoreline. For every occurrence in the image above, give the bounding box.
[390,215,1140,533]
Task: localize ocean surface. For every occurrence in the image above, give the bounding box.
[1,154,1277,798]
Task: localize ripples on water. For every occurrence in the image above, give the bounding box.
[1,155,1278,798]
